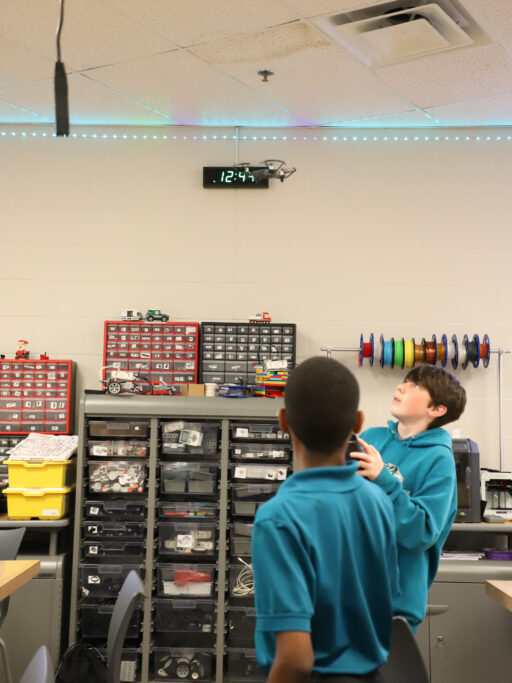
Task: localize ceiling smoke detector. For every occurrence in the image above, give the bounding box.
[313,0,490,68]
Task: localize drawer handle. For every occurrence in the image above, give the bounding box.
[427,604,450,615]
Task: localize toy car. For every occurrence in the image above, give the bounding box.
[100,367,152,395]
[121,309,143,321]
[249,312,271,324]
[145,309,169,322]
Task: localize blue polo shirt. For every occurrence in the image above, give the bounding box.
[252,461,399,675]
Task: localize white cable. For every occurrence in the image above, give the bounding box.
[232,557,254,597]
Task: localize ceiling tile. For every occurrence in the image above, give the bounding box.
[191,22,410,124]
[282,0,380,18]
[322,109,436,127]
[106,0,300,47]
[424,92,512,126]
[460,0,512,52]
[85,50,308,126]
[0,35,53,89]
[0,74,175,125]
[0,0,177,71]
[0,99,51,124]
[376,43,512,109]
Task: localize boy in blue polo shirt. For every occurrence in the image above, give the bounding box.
[252,357,399,683]
[352,364,466,631]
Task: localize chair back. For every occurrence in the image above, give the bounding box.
[0,528,25,561]
[19,646,54,683]
[106,570,145,683]
[380,616,429,683]
[0,527,26,628]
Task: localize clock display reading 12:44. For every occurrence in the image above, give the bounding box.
[203,167,269,188]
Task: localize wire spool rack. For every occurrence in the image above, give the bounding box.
[322,333,491,370]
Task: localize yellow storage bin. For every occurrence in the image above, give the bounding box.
[6,459,76,489]
[3,486,73,520]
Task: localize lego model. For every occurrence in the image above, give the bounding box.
[145,309,169,322]
[254,359,289,398]
[39,352,50,360]
[249,312,271,324]
[100,366,152,395]
[120,309,143,321]
[15,340,29,360]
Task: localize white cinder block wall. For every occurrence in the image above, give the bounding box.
[1,125,511,469]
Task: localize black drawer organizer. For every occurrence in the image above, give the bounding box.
[70,397,287,682]
[199,322,296,385]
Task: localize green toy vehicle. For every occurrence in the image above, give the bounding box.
[145,309,169,322]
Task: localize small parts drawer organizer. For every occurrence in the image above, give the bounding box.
[200,322,296,385]
[0,359,76,434]
[77,418,149,677]
[103,321,200,388]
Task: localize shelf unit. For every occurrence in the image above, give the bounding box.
[69,393,289,683]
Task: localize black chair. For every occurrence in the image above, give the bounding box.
[106,569,145,683]
[0,528,26,683]
[18,646,53,683]
[380,616,429,683]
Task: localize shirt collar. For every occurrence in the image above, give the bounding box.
[279,460,363,494]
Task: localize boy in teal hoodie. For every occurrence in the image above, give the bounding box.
[351,364,466,631]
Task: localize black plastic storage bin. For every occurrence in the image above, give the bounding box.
[156,563,215,598]
[230,464,289,483]
[229,561,254,605]
[98,648,140,682]
[154,599,215,646]
[88,460,147,494]
[161,421,220,457]
[228,607,256,646]
[227,649,265,681]
[79,563,144,599]
[158,521,217,560]
[88,439,149,458]
[230,422,289,442]
[83,540,145,561]
[80,603,142,640]
[89,420,149,438]
[158,501,217,520]
[230,443,292,462]
[84,499,146,521]
[153,647,214,681]
[82,521,145,540]
[229,522,253,558]
[230,484,280,517]
[160,462,218,498]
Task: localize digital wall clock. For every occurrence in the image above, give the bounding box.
[203,166,269,188]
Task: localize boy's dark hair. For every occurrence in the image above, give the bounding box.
[284,357,359,454]
[404,364,466,429]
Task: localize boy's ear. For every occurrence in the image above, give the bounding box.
[353,410,364,434]
[428,403,448,419]
[278,407,289,433]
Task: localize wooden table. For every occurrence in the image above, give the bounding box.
[0,560,40,602]
[486,580,512,613]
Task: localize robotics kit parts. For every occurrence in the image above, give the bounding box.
[358,333,491,369]
[88,461,146,494]
[161,421,220,457]
[153,648,213,681]
[158,521,217,559]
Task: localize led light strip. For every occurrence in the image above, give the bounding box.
[1,131,512,142]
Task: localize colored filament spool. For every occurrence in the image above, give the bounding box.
[468,334,480,369]
[481,334,491,368]
[440,334,449,367]
[451,334,459,370]
[382,339,394,368]
[415,340,425,363]
[460,334,469,369]
[404,339,415,368]
[425,336,437,365]
[394,339,405,369]
[359,333,375,367]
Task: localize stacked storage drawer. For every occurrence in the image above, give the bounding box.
[200,322,297,385]
[154,420,220,681]
[79,419,149,682]
[0,437,23,512]
[227,421,292,681]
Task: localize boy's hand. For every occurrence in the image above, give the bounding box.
[351,438,385,481]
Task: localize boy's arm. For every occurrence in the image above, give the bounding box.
[252,518,315,681]
[354,440,455,551]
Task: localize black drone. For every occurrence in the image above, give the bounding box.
[236,159,296,183]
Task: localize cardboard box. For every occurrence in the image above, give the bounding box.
[180,384,205,397]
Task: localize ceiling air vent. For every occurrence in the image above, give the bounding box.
[313,0,490,68]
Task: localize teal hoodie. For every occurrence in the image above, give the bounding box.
[360,421,457,628]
